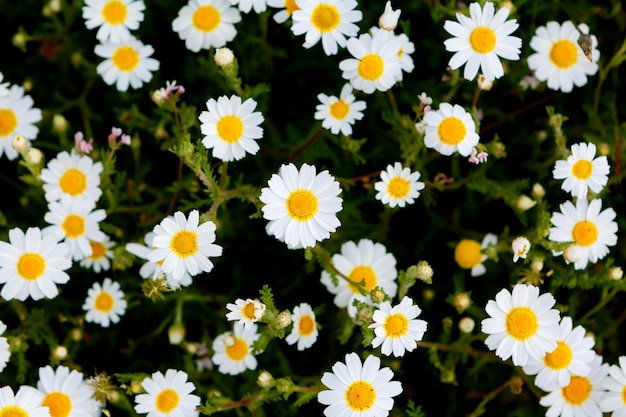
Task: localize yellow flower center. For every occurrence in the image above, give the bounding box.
[42,392,72,417]
[384,313,409,338]
[285,0,300,14]
[95,291,114,312]
[192,5,220,33]
[387,177,410,199]
[345,381,376,411]
[562,376,592,405]
[543,341,573,370]
[243,302,257,320]
[550,40,578,69]
[329,100,349,120]
[622,385,626,406]
[89,241,107,260]
[225,337,248,361]
[17,253,46,281]
[505,306,538,341]
[102,0,127,25]
[348,265,377,294]
[298,315,315,336]
[216,115,244,143]
[155,388,180,413]
[311,4,340,32]
[438,116,467,145]
[59,168,87,196]
[358,54,384,81]
[0,109,18,137]
[469,27,497,54]
[0,405,28,417]
[454,239,482,269]
[572,160,592,180]
[112,46,139,72]
[62,214,85,238]
[286,189,318,221]
[572,220,598,247]
[170,231,198,257]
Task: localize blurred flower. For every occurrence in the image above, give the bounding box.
[226,298,266,329]
[454,233,497,277]
[83,0,145,43]
[79,235,115,273]
[459,317,475,333]
[152,81,185,105]
[600,356,626,415]
[378,1,400,31]
[285,303,318,351]
[374,162,425,208]
[369,296,427,357]
[134,369,201,417]
[512,236,531,262]
[609,266,623,280]
[52,345,68,360]
[267,0,299,23]
[423,102,479,156]
[107,127,131,147]
[0,386,48,417]
[12,135,29,152]
[519,74,540,90]
[231,0,267,13]
[468,146,488,164]
[40,150,103,203]
[477,74,493,90]
[214,47,234,67]
[553,142,610,199]
[83,277,127,327]
[418,92,433,106]
[74,132,94,154]
[314,83,366,136]
[453,292,471,312]
[532,182,546,198]
[27,147,44,164]
[37,365,101,417]
[0,322,10,372]
[212,322,260,375]
[0,85,42,160]
[516,195,536,211]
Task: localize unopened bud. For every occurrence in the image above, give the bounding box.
[531,183,545,199]
[370,288,385,304]
[458,317,475,333]
[52,114,69,133]
[597,142,610,156]
[564,244,583,265]
[214,47,235,67]
[530,257,544,272]
[168,322,186,345]
[52,345,68,360]
[609,266,623,280]
[257,371,274,388]
[415,261,433,283]
[477,74,493,91]
[27,147,43,164]
[12,135,29,152]
[378,1,400,31]
[224,334,236,347]
[453,293,471,313]
[277,311,292,328]
[516,195,536,211]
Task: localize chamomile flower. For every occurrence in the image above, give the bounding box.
[83,277,127,327]
[134,369,201,417]
[37,365,101,417]
[230,0,267,13]
[0,85,42,160]
[553,142,610,199]
[528,21,600,93]
[454,233,497,277]
[369,296,428,357]
[522,316,596,390]
[83,0,145,43]
[0,321,10,372]
[259,163,343,249]
[285,303,318,351]
[370,27,415,81]
[148,210,223,282]
[79,235,115,273]
[172,0,241,53]
[318,352,402,417]
[226,298,266,329]
[267,0,299,24]
[95,36,160,92]
[540,354,609,417]
[600,356,626,416]
[314,83,366,136]
[291,0,362,56]
[0,227,71,301]
[320,239,397,318]
[0,386,49,417]
[512,236,531,262]
[199,95,264,161]
[549,198,618,270]
[212,322,260,375]
[481,283,561,367]
[443,1,522,81]
[374,162,425,208]
[423,102,479,156]
[339,29,402,94]
[40,150,103,203]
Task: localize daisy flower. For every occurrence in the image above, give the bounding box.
[0,321,10,372]
[0,85,42,160]
[0,226,71,301]
[212,322,260,375]
[267,0,299,24]
[553,142,610,199]
[549,198,618,270]
[37,365,101,417]
[443,1,522,81]
[172,0,241,53]
[512,236,531,262]
[339,29,402,94]
[423,102,480,157]
[318,352,402,417]
[454,233,497,277]
[540,354,609,417]
[148,209,223,282]
[230,0,267,13]
[199,95,264,161]
[369,296,428,357]
[40,150,103,203]
[134,369,201,417]
[225,298,266,329]
[374,162,425,208]
[600,356,626,416]
[370,27,415,81]
[314,83,366,136]
[0,386,49,417]
[83,277,127,327]
[481,283,561,367]
[522,316,596,390]
[285,303,318,351]
[291,0,362,56]
[320,239,397,318]
[95,36,160,92]
[83,0,145,43]
[259,163,343,249]
[79,235,115,273]
[528,21,600,93]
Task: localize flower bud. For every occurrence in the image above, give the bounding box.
[609,266,623,280]
[378,1,400,31]
[12,135,29,152]
[458,317,475,333]
[52,345,68,360]
[52,114,69,133]
[214,47,235,67]
[415,261,433,283]
[168,322,186,345]
[277,311,292,328]
[27,147,43,164]
[531,182,546,199]
[453,293,471,313]
[257,371,274,388]
[477,74,493,91]
[516,195,536,211]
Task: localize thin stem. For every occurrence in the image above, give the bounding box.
[580,287,621,323]
[289,127,325,162]
[467,380,510,417]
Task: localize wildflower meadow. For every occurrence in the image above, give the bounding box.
[2,0,626,416]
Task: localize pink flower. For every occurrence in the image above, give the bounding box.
[74,131,94,154]
[468,147,488,164]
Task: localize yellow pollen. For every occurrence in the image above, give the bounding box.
[225,337,248,361]
[0,109,18,137]
[438,117,467,145]
[572,160,593,180]
[192,5,220,32]
[89,241,107,260]
[505,306,539,341]
[0,405,28,417]
[285,0,300,14]
[384,313,409,338]
[454,239,482,269]
[59,168,87,196]
[243,302,257,320]
[155,388,180,413]
[348,265,377,294]
[543,341,573,370]
[298,315,315,336]
[469,27,497,53]
[387,177,410,199]
[311,4,340,32]
[170,231,198,257]
[216,115,244,143]
[94,291,114,312]
[562,376,592,405]
[62,214,85,238]
[102,0,127,25]
[572,220,598,247]
[286,189,318,221]
[42,392,72,417]
[329,100,349,120]
[550,40,578,69]
[345,381,376,411]
[358,54,384,81]
[622,385,626,406]
[112,46,139,72]
[17,253,45,281]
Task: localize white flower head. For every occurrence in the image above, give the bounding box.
[314,83,366,136]
[600,356,626,415]
[40,150,103,203]
[267,0,299,24]
[37,365,102,417]
[0,386,49,417]
[285,302,318,351]
[0,321,10,372]
[512,236,531,262]
[0,85,42,160]
[83,0,145,43]
[134,369,201,417]
[226,298,266,329]
[374,162,425,208]
[79,235,115,273]
[230,0,267,13]
[553,142,610,199]
[212,322,260,375]
[423,102,480,156]
[83,277,127,327]
[369,296,428,357]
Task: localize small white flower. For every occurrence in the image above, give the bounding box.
[82,0,146,43]
[423,102,479,156]
[553,142,610,199]
[512,236,531,262]
[0,386,49,417]
[0,85,42,160]
[378,1,400,31]
[369,296,427,357]
[134,369,201,417]
[314,83,366,136]
[83,277,127,327]
[374,162,425,208]
[230,0,267,13]
[37,365,102,417]
[172,0,241,52]
[226,298,266,329]
[40,150,103,203]
[212,322,260,375]
[285,303,318,351]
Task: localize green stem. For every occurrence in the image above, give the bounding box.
[580,287,621,322]
[467,380,510,417]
